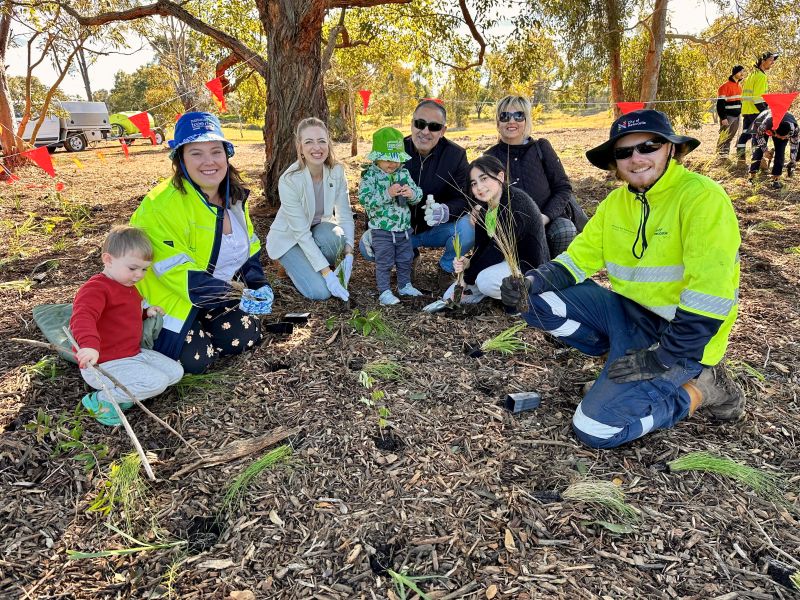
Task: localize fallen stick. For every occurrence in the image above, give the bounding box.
[12,336,202,458]
[59,328,156,481]
[170,425,302,480]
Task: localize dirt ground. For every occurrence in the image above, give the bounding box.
[1,121,798,600]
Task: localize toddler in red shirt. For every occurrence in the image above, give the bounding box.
[70,226,184,426]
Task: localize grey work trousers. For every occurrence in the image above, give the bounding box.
[717,115,740,155]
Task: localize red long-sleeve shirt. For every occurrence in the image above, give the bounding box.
[69,274,146,364]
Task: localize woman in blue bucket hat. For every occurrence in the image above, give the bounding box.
[130,112,273,374]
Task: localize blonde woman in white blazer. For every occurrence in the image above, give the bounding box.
[266,118,355,301]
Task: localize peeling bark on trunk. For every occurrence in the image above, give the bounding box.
[260,0,329,203]
[605,0,624,118]
[0,0,24,167]
[640,0,668,105]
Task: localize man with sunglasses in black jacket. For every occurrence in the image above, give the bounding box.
[359,99,474,290]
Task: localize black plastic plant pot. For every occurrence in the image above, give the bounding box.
[504,391,542,414]
[463,341,484,358]
[265,321,294,335]
[284,312,310,324]
[766,558,800,590]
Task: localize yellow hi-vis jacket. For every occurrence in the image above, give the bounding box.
[554,160,740,366]
[741,68,768,115]
[130,178,265,359]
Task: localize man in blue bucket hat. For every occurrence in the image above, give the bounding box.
[130,111,272,374]
[500,109,745,448]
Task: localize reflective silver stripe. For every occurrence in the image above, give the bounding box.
[549,320,580,337]
[725,104,741,109]
[640,415,655,436]
[555,253,586,282]
[643,304,677,321]
[162,314,185,333]
[606,262,684,283]
[153,253,193,277]
[573,403,622,439]
[249,233,259,245]
[540,291,567,318]
[680,289,735,316]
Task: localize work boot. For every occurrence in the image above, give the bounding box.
[687,366,745,421]
[770,179,783,190]
[437,266,454,291]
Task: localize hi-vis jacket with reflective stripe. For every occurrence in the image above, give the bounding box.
[741,68,768,115]
[130,178,266,359]
[554,160,740,366]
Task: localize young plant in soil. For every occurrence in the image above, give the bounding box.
[558,479,639,523]
[348,309,393,338]
[362,359,408,382]
[175,370,235,401]
[67,523,185,560]
[451,232,465,305]
[665,451,786,501]
[386,567,443,600]
[481,323,528,355]
[25,406,110,473]
[88,451,149,533]
[220,444,293,516]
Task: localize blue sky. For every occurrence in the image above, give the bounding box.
[7,0,725,98]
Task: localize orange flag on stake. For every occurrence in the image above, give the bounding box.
[205,77,227,112]
[96,151,106,164]
[617,102,646,114]
[358,90,372,115]
[120,139,130,159]
[22,146,56,177]
[762,92,799,130]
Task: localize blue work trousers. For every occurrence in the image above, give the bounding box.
[522,280,702,449]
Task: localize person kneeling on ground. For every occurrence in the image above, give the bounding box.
[747,109,798,189]
[359,127,424,305]
[501,109,744,449]
[70,226,184,426]
[444,155,548,305]
[131,112,272,374]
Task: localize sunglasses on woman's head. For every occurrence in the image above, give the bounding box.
[412,118,444,132]
[612,138,667,160]
[498,111,526,123]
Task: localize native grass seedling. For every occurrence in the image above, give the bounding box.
[386,568,445,600]
[362,359,408,382]
[25,406,109,472]
[220,445,293,516]
[348,309,393,338]
[667,451,786,501]
[481,323,528,355]
[562,479,639,523]
[174,370,236,401]
[67,523,185,560]
[452,232,465,304]
[88,451,149,532]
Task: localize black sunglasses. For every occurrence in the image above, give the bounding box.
[612,138,668,160]
[412,118,444,132]
[498,111,526,123]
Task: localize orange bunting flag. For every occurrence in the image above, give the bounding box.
[205,77,227,112]
[175,113,183,122]
[55,181,65,191]
[423,97,444,105]
[617,102,646,114]
[71,157,84,169]
[3,172,20,184]
[358,90,372,115]
[120,139,130,159]
[128,112,153,139]
[96,151,106,163]
[148,132,157,145]
[762,92,799,131]
[22,146,56,177]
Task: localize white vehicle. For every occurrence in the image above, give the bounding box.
[22,101,112,153]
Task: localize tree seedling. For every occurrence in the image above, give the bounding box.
[25,406,109,473]
[348,309,393,338]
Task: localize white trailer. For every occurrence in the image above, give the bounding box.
[22,101,112,153]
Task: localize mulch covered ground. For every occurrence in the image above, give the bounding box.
[0,122,798,599]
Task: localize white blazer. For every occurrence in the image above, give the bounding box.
[266,161,355,273]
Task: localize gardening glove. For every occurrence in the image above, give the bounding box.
[324,271,350,302]
[500,275,533,307]
[424,200,450,226]
[608,348,668,383]
[239,283,274,315]
[333,254,354,287]
[361,230,375,259]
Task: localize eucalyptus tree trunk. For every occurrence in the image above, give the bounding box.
[640,0,668,104]
[0,0,24,167]
[604,0,625,118]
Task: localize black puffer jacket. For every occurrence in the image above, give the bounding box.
[485,138,573,222]
[404,136,469,234]
[464,186,550,285]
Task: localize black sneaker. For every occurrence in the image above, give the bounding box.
[771,180,784,190]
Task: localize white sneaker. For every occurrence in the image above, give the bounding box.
[398,283,422,297]
[379,290,400,305]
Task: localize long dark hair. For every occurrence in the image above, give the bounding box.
[468,155,510,202]
[171,145,248,205]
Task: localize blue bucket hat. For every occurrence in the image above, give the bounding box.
[168,112,234,159]
[586,109,699,170]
